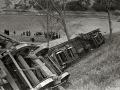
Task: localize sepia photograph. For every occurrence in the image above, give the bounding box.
[0,0,120,90]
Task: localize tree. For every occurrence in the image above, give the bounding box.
[93,0,114,40]
[114,0,120,10]
[34,0,71,41]
[65,0,90,11]
[107,0,113,40]
[50,0,70,40]
[93,0,116,11]
[33,0,60,10]
[5,0,12,7]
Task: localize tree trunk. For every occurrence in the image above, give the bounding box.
[62,19,70,41]
[47,0,49,48]
[35,0,70,41]
[62,0,70,41]
[107,10,112,40]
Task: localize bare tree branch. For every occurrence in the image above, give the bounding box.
[34,0,70,40]
[34,0,63,25]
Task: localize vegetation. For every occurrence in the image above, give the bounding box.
[92,0,120,11]
[32,0,60,10]
[64,0,90,11]
[92,0,113,40]
[65,1,87,11]
[115,0,120,10]
[29,0,90,11]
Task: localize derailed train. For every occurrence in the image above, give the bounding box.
[0,28,105,90]
[43,28,105,70]
[0,33,70,90]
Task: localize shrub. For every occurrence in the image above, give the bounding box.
[92,0,116,12]
[65,1,88,11]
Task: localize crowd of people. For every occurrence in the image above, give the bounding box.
[34,31,61,40]
[3,29,61,42]
[44,31,61,40]
[4,29,16,36]
[34,31,43,36]
[4,29,32,36]
[21,31,31,36]
[4,29,10,35]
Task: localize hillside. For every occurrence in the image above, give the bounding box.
[65,33,120,90]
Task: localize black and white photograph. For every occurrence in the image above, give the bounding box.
[0,0,120,90]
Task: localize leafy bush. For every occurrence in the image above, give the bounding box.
[33,0,60,10]
[65,1,88,11]
[92,0,116,12]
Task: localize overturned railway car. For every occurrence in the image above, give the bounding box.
[0,44,54,90]
[0,28,105,90]
[40,29,105,70]
[0,33,69,90]
[0,44,70,90]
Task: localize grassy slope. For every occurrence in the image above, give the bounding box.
[65,33,120,90]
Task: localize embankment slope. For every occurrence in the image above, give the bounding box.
[66,33,120,90]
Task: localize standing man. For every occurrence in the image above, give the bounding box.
[13,31,16,35]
